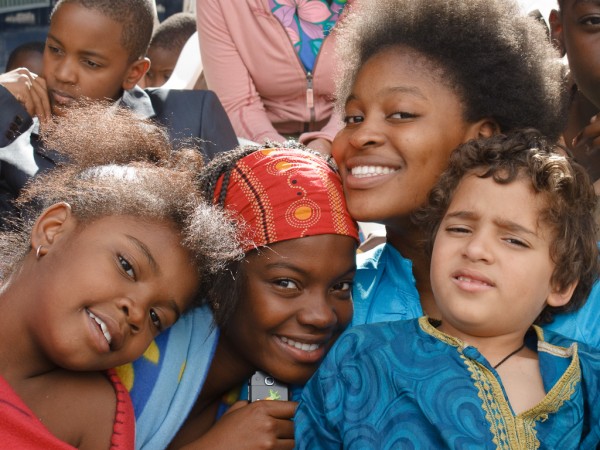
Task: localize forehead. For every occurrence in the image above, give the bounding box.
[561,0,600,9]
[49,3,126,56]
[246,234,356,269]
[449,173,553,231]
[147,46,179,68]
[353,46,459,101]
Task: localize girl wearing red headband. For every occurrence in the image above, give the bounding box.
[125,144,359,450]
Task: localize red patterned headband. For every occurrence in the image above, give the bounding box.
[213,148,359,252]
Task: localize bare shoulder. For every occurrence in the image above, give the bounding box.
[36,370,117,449]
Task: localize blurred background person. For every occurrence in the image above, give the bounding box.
[196,0,350,154]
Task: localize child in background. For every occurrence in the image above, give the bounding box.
[4,41,45,75]
[142,12,197,88]
[0,0,237,224]
[296,129,600,449]
[0,103,240,449]
[196,0,351,154]
[542,0,600,345]
[549,0,600,193]
[121,144,359,449]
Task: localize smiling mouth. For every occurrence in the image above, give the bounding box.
[279,336,321,352]
[86,309,112,345]
[350,165,398,178]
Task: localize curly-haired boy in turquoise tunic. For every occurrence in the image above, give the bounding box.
[296,129,600,449]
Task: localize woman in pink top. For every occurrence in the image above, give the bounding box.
[196,0,349,154]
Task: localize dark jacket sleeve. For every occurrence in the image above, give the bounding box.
[0,85,33,148]
[0,86,35,228]
[146,88,239,161]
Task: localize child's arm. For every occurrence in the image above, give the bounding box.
[35,371,119,449]
[0,68,51,124]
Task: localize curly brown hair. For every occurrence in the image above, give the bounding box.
[0,102,243,308]
[334,0,567,139]
[415,129,599,323]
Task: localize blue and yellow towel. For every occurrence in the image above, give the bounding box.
[116,305,218,450]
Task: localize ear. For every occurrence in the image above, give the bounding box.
[122,57,151,90]
[30,202,74,254]
[549,9,566,57]
[546,280,578,308]
[466,118,500,140]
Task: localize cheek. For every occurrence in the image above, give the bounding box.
[331,132,350,162]
[336,301,353,327]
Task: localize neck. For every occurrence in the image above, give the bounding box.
[198,333,255,407]
[436,321,529,367]
[0,271,58,382]
[385,223,441,320]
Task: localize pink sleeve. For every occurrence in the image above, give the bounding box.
[196,0,285,144]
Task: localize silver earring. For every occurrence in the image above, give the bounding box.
[36,245,44,259]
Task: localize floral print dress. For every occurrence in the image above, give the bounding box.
[269,0,347,72]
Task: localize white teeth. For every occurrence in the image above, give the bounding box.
[457,276,489,286]
[351,165,397,178]
[86,310,112,345]
[280,336,320,352]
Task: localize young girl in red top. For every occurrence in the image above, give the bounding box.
[0,104,240,449]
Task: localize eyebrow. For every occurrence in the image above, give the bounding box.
[346,85,427,105]
[46,33,108,61]
[265,261,357,279]
[126,234,158,272]
[444,210,538,237]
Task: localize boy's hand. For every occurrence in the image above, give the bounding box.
[571,113,600,183]
[0,68,51,123]
[179,400,297,450]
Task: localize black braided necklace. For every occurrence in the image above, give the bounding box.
[493,343,526,369]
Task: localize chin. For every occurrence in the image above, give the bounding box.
[272,365,318,386]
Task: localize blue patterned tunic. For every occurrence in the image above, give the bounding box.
[295,317,600,449]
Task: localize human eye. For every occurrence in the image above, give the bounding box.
[332,281,352,292]
[581,15,600,26]
[503,237,529,248]
[388,111,416,120]
[446,225,471,235]
[343,114,364,125]
[118,255,136,279]
[83,59,101,69]
[149,309,163,331]
[274,278,299,290]
[46,44,63,56]
[330,279,353,300]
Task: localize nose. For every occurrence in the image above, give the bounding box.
[53,57,77,85]
[463,231,494,264]
[297,294,338,330]
[347,118,385,150]
[117,297,146,333]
